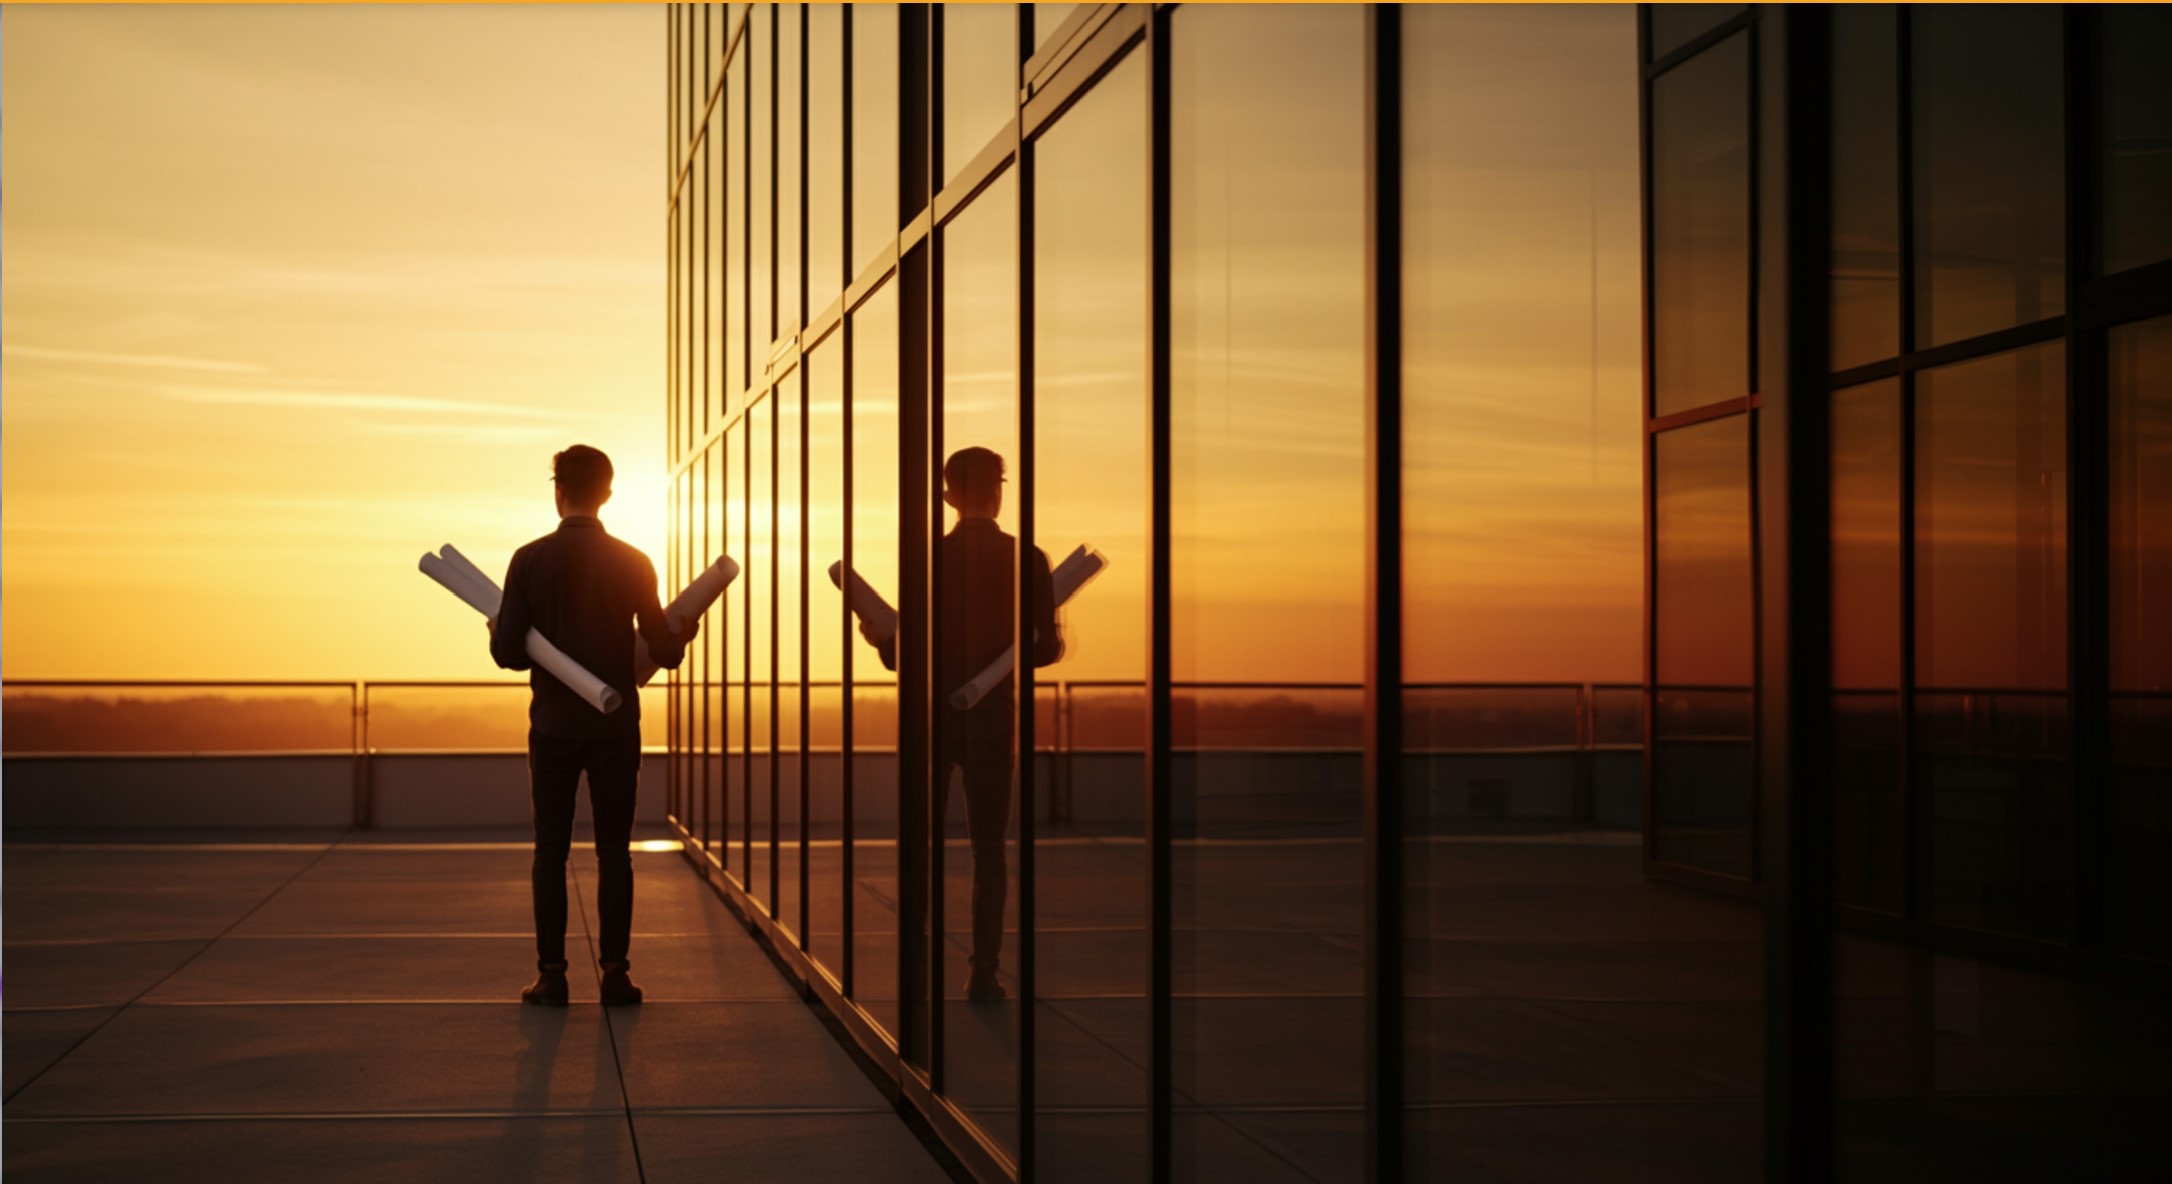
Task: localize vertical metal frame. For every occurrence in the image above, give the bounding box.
[1012,6,1039,1176]
[897,0,936,1076]
[1637,6,1661,885]
[924,2,951,1095]
[1754,6,1835,1179]
[1144,6,1174,1181]
[763,2,783,915]
[2062,4,2108,956]
[839,0,860,1003]
[1362,6,1405,1180]
[739,407,753,880]
[794,0,814,952]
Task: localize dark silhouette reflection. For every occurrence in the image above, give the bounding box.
[864,447,1060,1000]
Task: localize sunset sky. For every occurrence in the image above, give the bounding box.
[4,2,1644,690]
[3,3,666,680]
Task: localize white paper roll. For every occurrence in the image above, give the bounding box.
[419,548,622,715]
[634,555,740,685]
[666,555,740,634]
[828,561,899,643]
[948,544,1106,711]
[438,545,499,609]
[420,552,500,617]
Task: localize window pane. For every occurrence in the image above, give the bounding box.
[1402,7,1759,1176]
[779,6,803,333]
[1916,342,2067,938]
[1651,34,1751,416]
[1031,3,1078,54]
[1030,49,1148,1184]
[852,3,900,279]
[937,172,1021,1155]
[2108,316,2172,956]
[943,3,1016,189]
[1653,415,1755,878]
[809,3,845,317]
[728,59,748,405]
[778,369,805,938]
[751,5,774,359]
[1912,4,2064,348]
[2100,5,2172,275]
[1647,4,1745,61]
[1831,5,1902,371]
[720,434,740,861]
[749,393,775,909]
[1831,379,1905,914]
[1171,7,1366,1180]
[850,280,901,1038]
[1402,4,1642,688]
[808,336,848,978]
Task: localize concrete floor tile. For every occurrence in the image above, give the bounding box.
[1030,1110,1153,1184]
[2,886,272,943]
[1169,1110,1333,1184]
[1207,1108,1363,1184]
[2,1007,120,1097]
[1,1115,640,1184]
[1405,1099,1762,1182]
[141,936,545,1004]
[635,1112,957,1184]
[583,936,802,1003]
[296,849,537,884]
[229,878,536,936]
[6,1003,626,1117]
[2,939,207,1009]
[607,1001,883,1112]
[1407,996,1755,1101]
[1030,999,1151,1110]
[1405,936,1763,1002]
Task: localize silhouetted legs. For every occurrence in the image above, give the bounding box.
[939,704,1013,974]
[529,731,642,970]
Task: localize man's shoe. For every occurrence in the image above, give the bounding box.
[964,961,1010,1004]
[522,961,570,1007]
[599,961,644,1007]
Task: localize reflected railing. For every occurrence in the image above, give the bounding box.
[4,678,1640,758]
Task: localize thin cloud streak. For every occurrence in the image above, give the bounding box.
[156,382,560,419]
[4,343,268,374]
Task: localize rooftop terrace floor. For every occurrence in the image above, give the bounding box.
[1,827,960,1184]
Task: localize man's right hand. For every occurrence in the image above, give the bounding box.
[678,615,701,642]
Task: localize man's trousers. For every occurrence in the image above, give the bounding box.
[529,730,640,969]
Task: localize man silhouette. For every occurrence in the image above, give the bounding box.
[866,446,1060,1002]
[490,444,694,1006]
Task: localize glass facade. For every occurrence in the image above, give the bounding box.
[665,6,2171,1181]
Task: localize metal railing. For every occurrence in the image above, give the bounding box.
[0,679,672,758]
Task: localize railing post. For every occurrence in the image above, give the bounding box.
[352,681,372,830]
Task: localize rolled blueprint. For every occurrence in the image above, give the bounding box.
[949,544,1107,711]
[438,544,498,609]
[827,561,900,644]
[634,555,740,685]
[666,556,740,634]
[418,548,623,715]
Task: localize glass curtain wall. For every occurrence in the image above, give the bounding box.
[1815,7,2172,1178]
[664,4,2172,1181]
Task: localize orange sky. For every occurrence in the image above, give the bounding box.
[3,4,666,680]
[4,3,1642,689]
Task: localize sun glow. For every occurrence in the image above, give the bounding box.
[2,4,666,682]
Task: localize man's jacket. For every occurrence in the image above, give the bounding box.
[490,515,686,739]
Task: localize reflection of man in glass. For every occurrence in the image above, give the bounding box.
[866,447,1060,1002]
